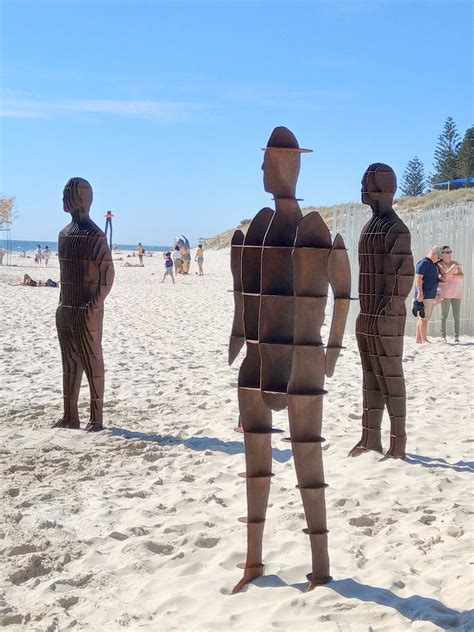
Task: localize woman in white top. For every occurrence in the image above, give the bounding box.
[173,245,183,275]
[43,246,51,266]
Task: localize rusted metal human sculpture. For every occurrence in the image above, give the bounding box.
[348,164,414,459]
[175,235,191,274]
[229,127,351,593]
[53,178,115,432]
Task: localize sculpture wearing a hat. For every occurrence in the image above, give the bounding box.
[53,178,115,432]
[348,164,414,459]
[229,127,351,592]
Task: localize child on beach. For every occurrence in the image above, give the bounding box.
[162,252,175,284]
[195,244,204,276]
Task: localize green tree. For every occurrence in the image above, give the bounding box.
[457,126,474,177]
[432,117,461,183]
[400,156,426,196]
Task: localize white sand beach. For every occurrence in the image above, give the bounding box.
[0,249,472,631]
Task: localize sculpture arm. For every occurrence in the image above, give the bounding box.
[326,233,351,377]
[91,235,115,306]
[376,230,414,316]
[228,229,245,365]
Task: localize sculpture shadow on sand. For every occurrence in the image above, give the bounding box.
[404,453,474,473]
[107,427,293,463]
[247,576,472,630]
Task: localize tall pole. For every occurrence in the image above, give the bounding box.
[104,211,114,250]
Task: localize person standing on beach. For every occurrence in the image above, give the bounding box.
[53,177,114,432]
[137,242,145,267]
[438,245,463,342]
[414,247,443,344]
[43,245,51,266]
[173,245,182,275]
[162,251,175,283]
[35,244,42,264]
[195,244,204,276]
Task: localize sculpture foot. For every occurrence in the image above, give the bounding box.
[305,573,332,592]
[231,565,264,594]
[348,442,383,457]
[84,422,103,432]
[379,447,406,461]
[379,435,406,461]
[52,418,80,430]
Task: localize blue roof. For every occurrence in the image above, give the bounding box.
[434,177,474,186]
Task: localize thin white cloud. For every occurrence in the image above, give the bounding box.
[0,93,204,121]
[228,87,354,109]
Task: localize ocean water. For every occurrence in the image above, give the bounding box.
[6,240,172,253]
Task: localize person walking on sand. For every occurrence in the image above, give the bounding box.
[137,242,145,267]
[438,245,464,342]
[173,245,182,275]
[195,244,204,276]
[414,247,443,344]
[35,244,42,264]
[43,245,51,266]
[162,251,175,284]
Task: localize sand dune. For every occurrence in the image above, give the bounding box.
[0,250,472,631]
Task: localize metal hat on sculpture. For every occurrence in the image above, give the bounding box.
[229,126,351,593]
[53,178,115,432]
[174,234,191,274]
[349,163,414,459]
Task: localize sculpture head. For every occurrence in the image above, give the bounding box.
[361,163,397,212]
[63,177,93,216]
[261,127,311,199]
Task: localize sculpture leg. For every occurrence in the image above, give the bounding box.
[232,388,273,594]
[82,345,104,432]
[349,334,384,456]
[53,333,82,429]
[79,311,105,432]
[378,350,406,460]
[288,394,331,591]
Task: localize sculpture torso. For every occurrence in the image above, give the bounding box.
[58,218,109,309]
[358,211,414,332]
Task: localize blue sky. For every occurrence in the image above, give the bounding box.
[1,0,472,245]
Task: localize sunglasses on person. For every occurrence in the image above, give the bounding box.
[443,250,452,254]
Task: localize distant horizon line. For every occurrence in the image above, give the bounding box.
[7,238,174,251]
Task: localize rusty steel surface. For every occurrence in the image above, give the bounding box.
[229,127,351,593]
[53,178,115,432]
[348,164,414,460]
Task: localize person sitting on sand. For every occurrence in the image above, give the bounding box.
[162,252,175,284]
[195,244,204,276]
